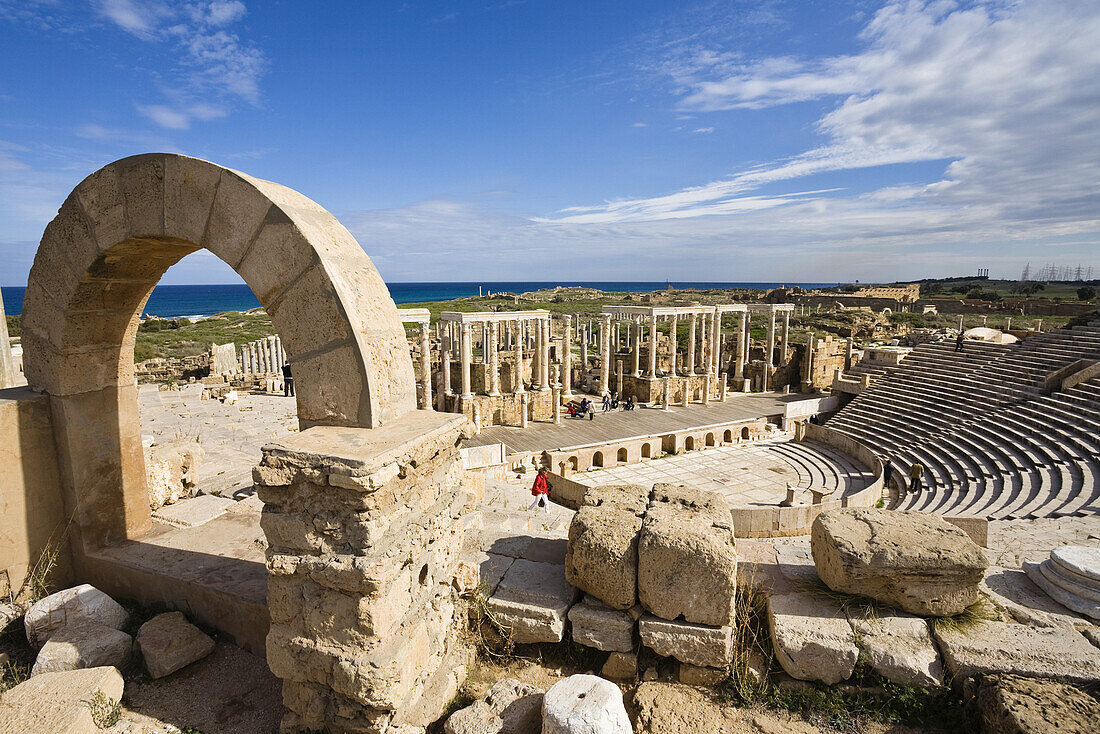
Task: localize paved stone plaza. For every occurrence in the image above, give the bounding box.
[138,383,298,498]
[573,437,875,507]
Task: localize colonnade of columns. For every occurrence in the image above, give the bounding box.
[597,304,794,395]
[239,335,285,376]
[438,310,566,404]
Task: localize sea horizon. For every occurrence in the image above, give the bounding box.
[1,280,835,319]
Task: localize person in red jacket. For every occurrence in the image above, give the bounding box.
[528,467,551,513]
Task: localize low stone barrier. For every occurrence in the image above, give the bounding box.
[729,423,884,538]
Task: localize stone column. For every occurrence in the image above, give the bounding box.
[662,377,670,411]
[419,322,433,409]
[460,323,473,398]
[670,314,679,375]
[538,318,550,390]
[630,318,640,377]
[616,358,624,397]
[561,315,573,400]
[735,313,747,380]
[742,312,751,365]
[647,312,658,378]
[802,334,815,393]
[699,314,708,375]
[441,324,452,396]
[687,314,697,374]
[844,338,854,371]
[580,328,588,371]
[711,310,721,374]
[781,311,790,362]
[599,315,612,396]
[520,392,529,428]
[552,384,561,426]
[681,378,690,407]
[514,320,526,394]
[257,414,471,734]
[767,311,776,368]
[269,336,279,374]
[702,373,711,405]
[487,321,500,396]
[719,372,727,402]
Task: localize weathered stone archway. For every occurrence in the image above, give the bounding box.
[22,153,416,554]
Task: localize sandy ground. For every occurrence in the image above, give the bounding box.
[108,643,282,734]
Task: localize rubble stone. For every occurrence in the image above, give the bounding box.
[638,614,733,669]
[601,652,638,681]
[31,623,132,676]
[849,612,942,687]
[978,674,1100,734]
[135,612,216,679]
[542,674,631,734]
[144,438,204,509]
[0,666,124,734]
[443,677,543,734]
[811,509,988,616]
[767,592,857,684]
[24,585,128,648]
[568,596,634,652]
[933,621,1100,683]
[487,559,580,644]
[565,502,641,610]
[637,485,737,627]
[677,663,728,686]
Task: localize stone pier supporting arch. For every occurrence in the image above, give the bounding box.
[21,153,417,553]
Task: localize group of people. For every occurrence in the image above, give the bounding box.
[567,398,597,420]
[882,457,926,495]
[601,393,635,412]
[566,393,636,419]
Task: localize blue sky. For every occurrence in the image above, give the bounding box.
[1,0,1098,285]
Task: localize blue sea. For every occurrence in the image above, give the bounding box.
[2,281,833,319]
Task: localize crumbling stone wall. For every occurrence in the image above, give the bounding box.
[256,411,474,734]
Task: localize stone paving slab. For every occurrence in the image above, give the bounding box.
[933,621,1100,683]
[152,494,237,527]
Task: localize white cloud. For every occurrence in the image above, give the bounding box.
[631,122,648,127]
[692,126,714,134]
[137,105,191,130]
[96,0,163,38]
[542,0,1100,276]
[90,1,266,127]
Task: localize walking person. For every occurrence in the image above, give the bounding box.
[955,333,965,353]
[528,466,551,514]
[282,362,294,397]
[587,402,596,420]
[882,457,893,488]
[602,394,611,413]
[908,462,924,494]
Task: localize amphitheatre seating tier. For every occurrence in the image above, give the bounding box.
[827,322,1100,520]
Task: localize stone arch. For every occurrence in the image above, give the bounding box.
[684,436,695,451]
[705,432,715,447]
[569,456,579,471]
[21,153,416,553]
[723,429,733,443]
[741,426,751,440]
[641,443,652,459]
[617,447,628,464]
[592,451,604,468]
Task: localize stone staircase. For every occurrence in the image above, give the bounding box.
[826,321,1100,520]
